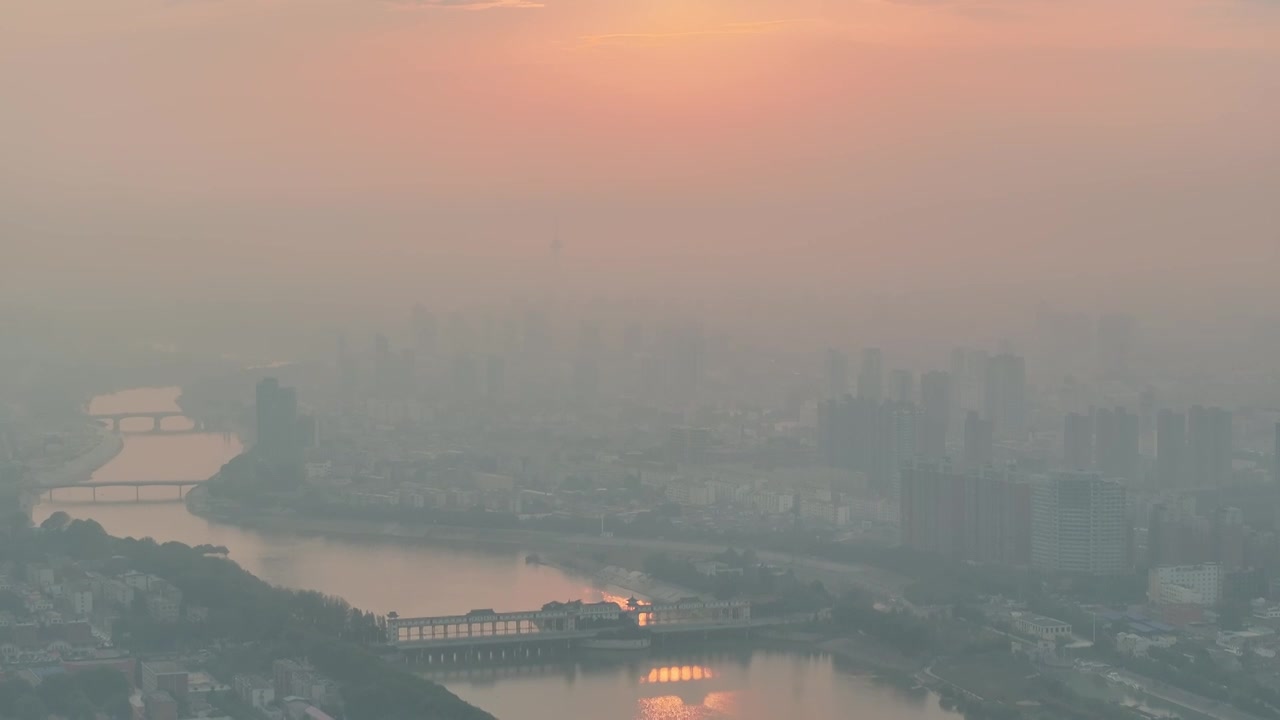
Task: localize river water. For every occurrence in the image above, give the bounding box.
[34,386,960,720]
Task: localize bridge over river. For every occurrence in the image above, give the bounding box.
[89,411,210,434]
[388,599,811,665]
[41,480,203,502]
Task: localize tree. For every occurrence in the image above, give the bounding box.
[40,510,71,531]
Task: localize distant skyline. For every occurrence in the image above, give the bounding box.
[3,0,1279,354]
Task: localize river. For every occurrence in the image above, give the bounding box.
[33,386,960,720]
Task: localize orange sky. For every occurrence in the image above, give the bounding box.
[2,0,1278,325]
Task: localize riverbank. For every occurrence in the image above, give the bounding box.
[535,555,703,603]
[185,492,911,600]
[30,426,123,487]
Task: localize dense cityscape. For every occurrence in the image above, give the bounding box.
[4,0,1279,718]
[6,294,1280,719]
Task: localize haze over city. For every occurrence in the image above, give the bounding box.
[2,1,1280,720]
[5,0,1280,354]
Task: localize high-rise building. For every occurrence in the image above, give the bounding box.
[899,462,1030,566]
[918,371,950,461]
[1031,471,1128,576]
[1274,422,1280,485]
[984,353,1027,441]
[1157,410,1187,488]
[1063,412,1094,470]
[1212,507,1245,572]
[1147,498,1212,567]
[824,349,849,400]
[962,411,994,472]
[880,402,919,498]
[1188,405,1232,486]
[373,333,393,399]
[1139,387,1158,455]
[817,396,917,495]
[1094,406,1139,482]
[336,333,358,406]
[857,348,883,403]
[948,347,987,435]
[949,347,965,380]
[890,369,914,406]
[255,378,299,465]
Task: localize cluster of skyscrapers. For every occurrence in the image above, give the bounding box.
[901,463,1129,576]
[336,304,708,414]
[1156,406,1234,488]
[818,347,1022,494]
[822,342,1266,579]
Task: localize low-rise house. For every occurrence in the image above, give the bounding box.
[1012,613,1072,639]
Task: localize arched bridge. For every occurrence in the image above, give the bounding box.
[89,411,206,434]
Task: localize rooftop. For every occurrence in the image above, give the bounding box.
[1015,613,1071,628]
[142,660,187,675]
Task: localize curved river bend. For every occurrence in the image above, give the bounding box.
[34,387,959,720]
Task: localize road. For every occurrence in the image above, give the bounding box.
[1107,668,1268,720]
[557,534,912,598]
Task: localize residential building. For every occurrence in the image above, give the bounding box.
[857,348,883,403]
[1031,471,1128,576]
[1148,563,1224,607]
[918,371,950,461]
[962,411,994,472]
[274,659,305,700]
[890,368,914,405]
[256,377,303,466]
[141,661,188,705]
[234,675,275,709]
[818,396,918,495]
[1188,405,1232,486]
[1013,614,1072,639]
[68,587,92,618]
[984,353,1027,441]
[1156,410,1187,488]
[144,692,177,720]
[1094,406,1140,482]
[799,498,851,526]
[751,491,794,515]
[899,462,1031,566]
[146,594,181,624]
[664,481,713,507]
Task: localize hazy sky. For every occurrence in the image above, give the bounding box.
[3,0,1278,335]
